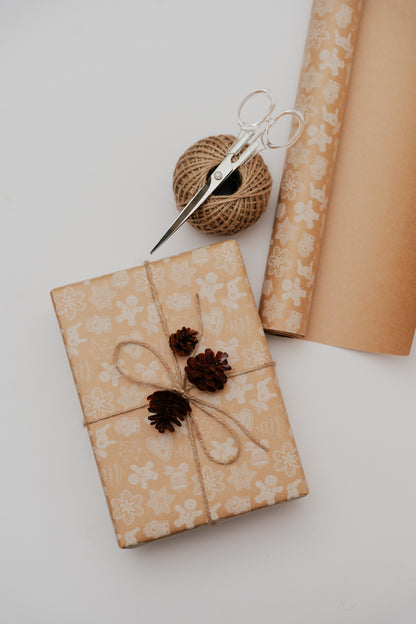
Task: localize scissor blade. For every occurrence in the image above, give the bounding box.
[150,182,211,254]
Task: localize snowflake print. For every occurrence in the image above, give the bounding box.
[282,278,307,307]
[243,340,269,367]
[169,260,196,287]
[267,246,292,278]
[280,170,304,200]
[273,442,301,477]
[261,295,285,323]
[111,489,144,525]
[225,375,253,405]
[134,266,166,292]
[214,240,240,274]
[174,499,203,529]
[146,486,175,515]
[210,438,237,462]
[192,465,225,502]
[115,295,143,326]
[255,475,283,505]
[225,496,251,515]
[301,64,321,92]
[83,387,115,419]
[144,520,170,539]
[307,124,332,152]
[54,287,86,320]
[320,47,344,76]
[307,19,330,49]
[287,141,311,168]
[128,461,158,489]
[227,462,255,491]
[294,200,319,229]
[196,273,223,303]
[275,218,297,245]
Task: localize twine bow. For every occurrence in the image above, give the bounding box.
[87,261,274,526]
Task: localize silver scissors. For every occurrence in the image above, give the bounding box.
[150,89,304,254]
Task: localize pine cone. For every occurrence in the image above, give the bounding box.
[147,390,191,433]
[185,348,231,392]
[169,327,198,357]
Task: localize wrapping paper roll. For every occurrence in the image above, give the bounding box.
[260,0,362,338]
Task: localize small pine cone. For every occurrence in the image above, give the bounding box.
[185,348,231,393]
[147,390,191,433]
[169,327,199,357]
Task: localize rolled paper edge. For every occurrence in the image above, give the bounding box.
[260,0,363,337]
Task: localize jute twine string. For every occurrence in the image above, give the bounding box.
[173,135,273,236]
[85,261,274,526]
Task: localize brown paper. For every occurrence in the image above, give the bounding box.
[261,0,416,355]
[51,241,307,548]
[303,0,416,355]
[260,0,362,338]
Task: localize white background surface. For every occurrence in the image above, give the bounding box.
[1,1,415,622]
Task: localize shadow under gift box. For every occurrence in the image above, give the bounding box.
[51,240,307,548]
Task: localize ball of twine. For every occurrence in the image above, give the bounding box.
[173,134,273,236]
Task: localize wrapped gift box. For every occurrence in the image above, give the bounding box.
[51,240,308,547]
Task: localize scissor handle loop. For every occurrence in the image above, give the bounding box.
[237,89,276,129]
[265,109,304,150]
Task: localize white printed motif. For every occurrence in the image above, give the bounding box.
[112,270,130,289]
[174,499,203,529]
[280,170,305,200]
[227,462,255,491]
[85,315,112,334]
[297,95,318,123]
[99,361,121,386]
[225,375,253,404]
[336,4,353,27]
[124,528,140,546]
[223,277,247,311]
[196,273,223,303]
[92,423,116,459]
[89,285,116,311]
[261,295,285,322]
[66,323,87,355]
[323,79,341,104]
[215,337,239,362]
[146,487,175,515]
[307,124,332,152]
[83,387,115,419]
[54,287,86,320]
[297,260,314,287]
[298,233,316,258]
[169,260,196,287]
[301,64,321,92]
[320,47,344,76]
[164,463,189,491]
[114,416,141,437]
[267,247,292,278]
[310,155,328,180]
[128,462,158,489]
[111,490,144,525]
[287,479,303,500]
[144,520,170,539]
[255,475,283,505]
[134,266,166,292]
[287,141,311,168]
[141,303,159,335]
[166,293,191,312]
[192,466,225,501]
[244,440,269,468]
[281,278,307,307]
[294,200,319,229]
[274,218,297,245]
[273,442,301,478]
[225,496,251,515]
[214,240,241,274]
[307,19,330,49]
[251,378,277,413]
[285,311,303,334]
[116,295,143,326]
[210,438,238,463]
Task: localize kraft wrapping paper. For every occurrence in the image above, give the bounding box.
[51,240,307,548]
[261,0,416,355]
[260,0,362,338]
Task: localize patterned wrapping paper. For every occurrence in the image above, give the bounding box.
[260,0,362,337]
[51,240,307,548]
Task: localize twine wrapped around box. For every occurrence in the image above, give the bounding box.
[173,135,273,236]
